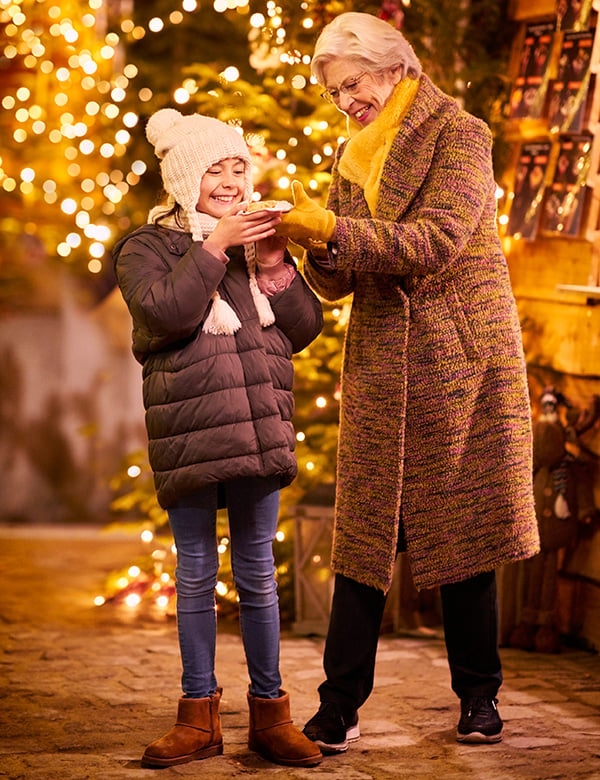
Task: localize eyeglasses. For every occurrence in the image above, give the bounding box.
[321,72,369,104]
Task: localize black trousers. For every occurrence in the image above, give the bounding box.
[318,570,503,719]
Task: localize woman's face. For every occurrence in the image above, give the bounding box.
[321,58,402,126]
[196,157,247,217]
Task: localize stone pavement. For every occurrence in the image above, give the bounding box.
[1,525,599,780]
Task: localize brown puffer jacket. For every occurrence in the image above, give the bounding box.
[113,224,323,508]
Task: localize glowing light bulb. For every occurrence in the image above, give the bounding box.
[174,88,190,104]
[222,66,239,82]
[89,242,105,258]
[61,198,77,214]
[148,17,164,33]
[123,111,138,128]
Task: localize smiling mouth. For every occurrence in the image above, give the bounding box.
[212,195,237,203]
[353,105,371,121]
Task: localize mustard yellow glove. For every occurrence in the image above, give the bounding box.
[275,180,336,249]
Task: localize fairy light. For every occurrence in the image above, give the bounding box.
[222,66,239,82]
[174,87,190,104]
[148,17,164,33]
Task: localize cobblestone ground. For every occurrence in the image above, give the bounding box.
[1,527,599,780]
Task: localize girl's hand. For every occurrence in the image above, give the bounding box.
[256,234,288,268]
[206,203,281,253]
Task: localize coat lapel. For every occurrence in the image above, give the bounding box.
[375,75,455,222]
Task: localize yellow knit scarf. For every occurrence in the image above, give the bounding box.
[338,77,420,216]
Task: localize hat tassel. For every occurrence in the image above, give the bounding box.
[248,273,275,328]
[201,243,276,335]
[245,242,275,328]
[202,292,242,335]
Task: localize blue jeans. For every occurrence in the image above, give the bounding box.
[167,476,282,699]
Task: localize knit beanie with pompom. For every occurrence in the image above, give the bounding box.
[145,108,274,335]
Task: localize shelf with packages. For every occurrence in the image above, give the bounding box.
[501,0,600,378]
[501,0,600,309]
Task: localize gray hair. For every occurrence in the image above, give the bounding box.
[311,12,422,84]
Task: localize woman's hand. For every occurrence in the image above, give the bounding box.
[207,203,282,254]
[275,181,336,248]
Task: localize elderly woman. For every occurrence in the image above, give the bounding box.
[278,12,540,752]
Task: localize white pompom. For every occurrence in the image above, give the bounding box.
[202,293,242,335]
[146,108,182,148]
[249,275,275,327]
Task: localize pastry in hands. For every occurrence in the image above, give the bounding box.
[245,199,293,213]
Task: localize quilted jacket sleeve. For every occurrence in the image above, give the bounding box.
[114,228,226,358]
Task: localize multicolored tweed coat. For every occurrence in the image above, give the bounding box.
[305,75,540,592]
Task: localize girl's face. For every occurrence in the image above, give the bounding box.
[321,58,401,127]
[196,157,247,217]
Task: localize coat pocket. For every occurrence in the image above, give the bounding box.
[445,281,482,362]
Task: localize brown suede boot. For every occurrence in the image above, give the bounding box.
[141,690,223,768]
[247,689,322,767]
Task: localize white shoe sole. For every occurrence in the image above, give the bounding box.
[456,729,502,744]
[314,722,360,754]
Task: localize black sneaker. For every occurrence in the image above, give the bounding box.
[456,697,503,743]
[303,701,360,754]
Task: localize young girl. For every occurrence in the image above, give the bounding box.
[113,108,323,768]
